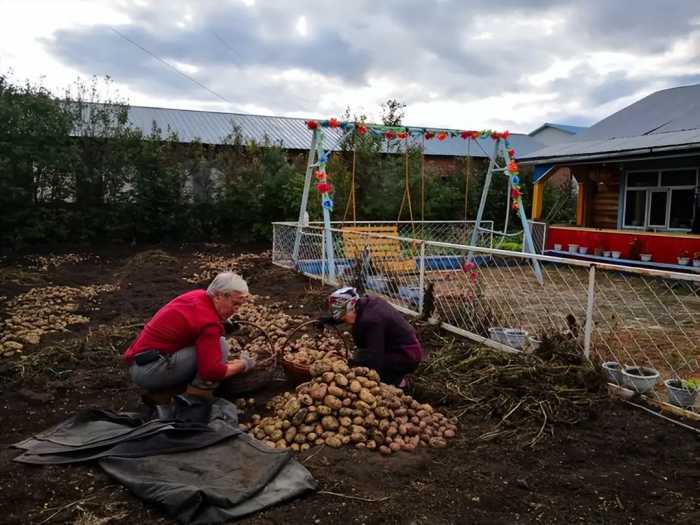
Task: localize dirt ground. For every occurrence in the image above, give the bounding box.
[0,244,699,525]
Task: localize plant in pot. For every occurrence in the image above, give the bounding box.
[677,250,690,266]
[664,378,699,408]
[693,251,700,268]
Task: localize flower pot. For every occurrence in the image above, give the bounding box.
[692,259,700,268]
[568,244,579,254]
[553,243,562,251]
[504,328,529,350]
[664,379,699,408]
[621,366,660,394]
[677,257,690,266]
[578,246,589,255]
[611,250,622,259]
[640,254,652,262]
[602,361,623,385]
[603,250,611,257]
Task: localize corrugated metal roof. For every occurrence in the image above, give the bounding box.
[522,84,700,163]
[121,105,545,158]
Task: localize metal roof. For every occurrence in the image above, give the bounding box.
[522,84,700,163]
[528,122,587,136]
[121,105,545,158]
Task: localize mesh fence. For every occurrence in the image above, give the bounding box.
[273,221,700,408]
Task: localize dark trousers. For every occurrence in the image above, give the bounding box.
[379,360,419,387]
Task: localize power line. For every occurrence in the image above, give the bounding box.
[211,31,246,66]
[109,27,234,105]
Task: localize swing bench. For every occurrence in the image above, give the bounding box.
[342,225,417,273]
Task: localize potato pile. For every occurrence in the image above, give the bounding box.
[232,299,348,366]
[0,284,117,357]
[26,253,93,272]
[184,251,271,284]
[242,360,457,454]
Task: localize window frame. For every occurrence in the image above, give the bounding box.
[622,168,698,232]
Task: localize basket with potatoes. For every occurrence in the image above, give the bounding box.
[242,359,457,454]
[217,320,278,396]
[276,319,353,384]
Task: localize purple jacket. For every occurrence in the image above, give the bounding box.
[351,296,423,370]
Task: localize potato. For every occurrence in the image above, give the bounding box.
[321,416,340,431]
[291,408,308,426]
[349,380,362,393]
[331,361,349,374]
[294,433,306,444]
[284,399,301,418]
[254,428,266,440]
[364,414,378,428]
[310,361,332,377]
[305,411,319,424]
[275,439,287,449]
[389,442,402,452]
[351,425,366,435]
[375,406,391,419]
[379,445,392,455]
[350,432,365,443]
[310,383,327,401]
[322,371,335,384]
[341,398,352,407]
[300,443,311,452]
[355,400,371,413]
[339,407,353,417]
[327,385,345,398]
[341,435,351,445]
[285,427,297,442]
[300,424,315,434]
[334,373,349,387]
[317,405,332,416]
[307,432,317,441]
[323,395,342,410]
[291,443,300,451]
[354,367,370,376]
[282,420,292,430]
[239,423,249,432]
[270,429,283,441]
[315,438,325,446]
[339,416,352,427]
[444,429,456,439]
[263,440,277,448]
[366,440,377,450]
[355,442,366,449]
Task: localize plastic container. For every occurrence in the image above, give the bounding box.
[622,366,660,394]
[504,328,529,350]
[602,361,623,385]
[640,254,652,262]
[553,243,562,251]
[677,257,690,266]
[603,250,611,257]
[578,247,589,255]
[488,327,507,345]
[693,259,700,268]
[664,379,699,408]
[568,244,579,254]
[611,250,622,259]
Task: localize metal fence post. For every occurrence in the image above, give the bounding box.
[584,264,596,359]
[418,241,426,315]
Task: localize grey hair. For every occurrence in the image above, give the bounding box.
[207,272,249,296]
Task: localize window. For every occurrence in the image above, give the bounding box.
[623,169,698,231]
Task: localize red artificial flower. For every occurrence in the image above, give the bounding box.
[502,130,510,139]
[491,131,502,140]
[306,120,318,130]
[424,131,435,140]
[328,118,339,128]
[398,131,408,140]
[437,131,448,141]
[316,182,332,193]
[507,148,516,158]
[511,188,521,198]
[314,170,325,180]
[385,130,397,140]
[356,125,368,136]
[507,161,519,173]
[460,131,470,139]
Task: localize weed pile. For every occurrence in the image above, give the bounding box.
[415,334,607,446]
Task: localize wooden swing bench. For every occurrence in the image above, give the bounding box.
[341,225,417,273]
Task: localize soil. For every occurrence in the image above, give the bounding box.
[0,245,699,525]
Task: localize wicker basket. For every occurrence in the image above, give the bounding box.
[278,320,351,384]
[217,320,278,396]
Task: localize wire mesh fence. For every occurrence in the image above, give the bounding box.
[272,221,700,410]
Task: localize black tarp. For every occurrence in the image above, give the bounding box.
[13,398,317,524]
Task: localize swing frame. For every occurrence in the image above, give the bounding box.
[292,120,543,285]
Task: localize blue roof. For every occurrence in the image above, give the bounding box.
[528,122,587,136]
[109,104,545,158]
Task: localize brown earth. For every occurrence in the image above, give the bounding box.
[0,245,698,525]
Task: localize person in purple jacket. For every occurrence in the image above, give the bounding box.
[321,287,424,388]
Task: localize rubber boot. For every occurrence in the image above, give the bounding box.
[155,404,175,421]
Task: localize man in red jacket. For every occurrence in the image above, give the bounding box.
[323,287,424,388]
[123,271,255,418]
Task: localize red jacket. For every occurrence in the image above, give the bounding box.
[123,290,227,381]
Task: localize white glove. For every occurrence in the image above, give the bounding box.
[240,350,256,372]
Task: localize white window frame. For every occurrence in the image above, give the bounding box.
[622,168,698,232]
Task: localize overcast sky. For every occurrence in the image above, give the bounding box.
[2,0,700,132]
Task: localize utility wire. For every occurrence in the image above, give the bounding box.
[109,27,233,105]
[212,31,245,65]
